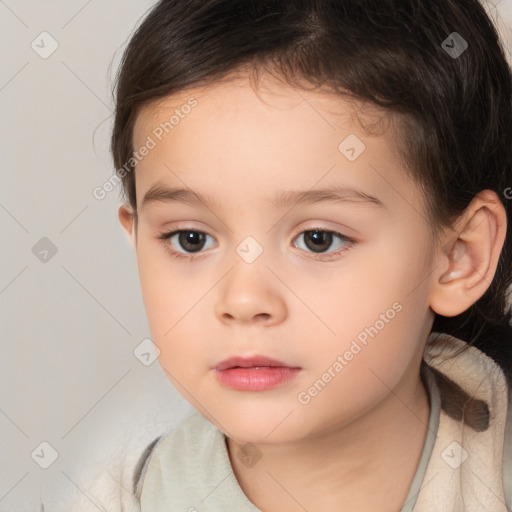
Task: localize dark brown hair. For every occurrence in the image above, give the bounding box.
[110,0,512,380]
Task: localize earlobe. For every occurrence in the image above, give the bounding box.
[118,203,137,248]
[429,190,507,317]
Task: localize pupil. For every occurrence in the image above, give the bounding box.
[180,231,204,252]
[307,230,331,252]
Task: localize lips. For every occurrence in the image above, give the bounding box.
[213,355,302,391]
[214,355,300,371]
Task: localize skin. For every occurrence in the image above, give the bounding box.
[118,71,507,511]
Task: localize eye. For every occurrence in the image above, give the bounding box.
[157,229,215,260]
[292,228,354,259]
[156,227,355,261]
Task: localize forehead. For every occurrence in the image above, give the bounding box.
[131,72,422,217]
[133,73,388,147]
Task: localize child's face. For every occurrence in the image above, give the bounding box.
[121,73,439,443]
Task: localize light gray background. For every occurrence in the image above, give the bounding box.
[1,1,193,510]
[1,1,511,510]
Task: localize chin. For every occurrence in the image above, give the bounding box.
[207,409,304,445]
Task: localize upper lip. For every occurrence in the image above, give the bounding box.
[214,355,300,370]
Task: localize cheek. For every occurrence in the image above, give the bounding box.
[318,237,428,334]
[135,243,214,374]
[297,297,424,431]
[136,244,183,337]
[305,238,431,397]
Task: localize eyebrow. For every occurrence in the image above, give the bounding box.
[140,182,384,210]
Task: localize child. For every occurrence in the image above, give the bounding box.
[96,0,512,510]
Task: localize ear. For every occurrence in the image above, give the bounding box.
[429,189,507,317]
[118,203,137,248]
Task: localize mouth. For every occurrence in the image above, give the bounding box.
[213,355,300,371]
[213,355,302,391]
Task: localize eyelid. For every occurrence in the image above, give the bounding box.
[158,219,357,239]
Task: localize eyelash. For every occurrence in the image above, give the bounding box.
[156,225,356,262]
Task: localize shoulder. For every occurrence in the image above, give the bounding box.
[132,435,163,499]
[424,332,509,411]
[422,332,512,510]
[132,410,213,497]
[135,411,252,510]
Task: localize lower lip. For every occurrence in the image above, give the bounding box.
[214,367,301,391]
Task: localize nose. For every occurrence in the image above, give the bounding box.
[214,267,287,326]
